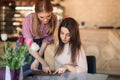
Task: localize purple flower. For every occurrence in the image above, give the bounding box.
[18,37,25,45]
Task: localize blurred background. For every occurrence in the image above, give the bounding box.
[0,0,120,36]
[0,0,120,78]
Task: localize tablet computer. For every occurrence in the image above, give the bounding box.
[28,70,61,76]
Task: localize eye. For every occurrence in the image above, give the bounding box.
[66,33,71,37]
[60,31,64,35]
[47,15,51,18]
[47,15,50,17]
[39,16,43,19]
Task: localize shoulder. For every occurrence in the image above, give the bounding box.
[80,46,84,51]
[79,46,86,56]
[53,14,57,18]
[78,46,85,55]
[23,13,35,24]
[53,14,57,21]
[25,13,35,19]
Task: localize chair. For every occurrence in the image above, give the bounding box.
[87,56,96,74]
[98,26,113,29]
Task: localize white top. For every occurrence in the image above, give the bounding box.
[55,43,88,73]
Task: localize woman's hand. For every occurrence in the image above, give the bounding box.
[53,65,67,74]
[42,63,51,74]
[31,59,39,70]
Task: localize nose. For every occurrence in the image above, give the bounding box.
[43,18,48,22]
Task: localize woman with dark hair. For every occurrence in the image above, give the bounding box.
[22,0,57,74]
[54,17,87,74]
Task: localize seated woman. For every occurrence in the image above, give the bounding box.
[54,17,88,74]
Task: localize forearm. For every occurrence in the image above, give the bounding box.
[65,64,76,72]
[29,50,47,66]
[39,42,47,56]
[38,42,48,66]
[29,42,48,66]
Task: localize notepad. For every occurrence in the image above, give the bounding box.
[28,70,61,76]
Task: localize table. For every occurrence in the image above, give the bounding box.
[24,71,109,80]
[24,71,88,80]
[1,69,108,80]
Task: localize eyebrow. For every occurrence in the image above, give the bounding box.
[39,14,51,18]
[60,30,70,34]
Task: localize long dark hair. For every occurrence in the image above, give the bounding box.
[55,17,81,64]
[33,0,56,38]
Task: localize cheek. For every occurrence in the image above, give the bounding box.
[60,34,63,39]
[67,37,70,41]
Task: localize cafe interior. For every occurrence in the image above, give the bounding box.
[0,0,120,80]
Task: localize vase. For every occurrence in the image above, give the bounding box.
[10,69,20,80]
[5,66,22,80]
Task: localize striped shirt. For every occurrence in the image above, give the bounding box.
[22,13,57,47]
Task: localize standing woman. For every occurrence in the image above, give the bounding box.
[22,0,57,75]
[54,18,87,74]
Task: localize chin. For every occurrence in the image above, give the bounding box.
[43,21,48,24]
[62,41,69,44]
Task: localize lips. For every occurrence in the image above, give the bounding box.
[62,40,67,43]
[43,21,48,24]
